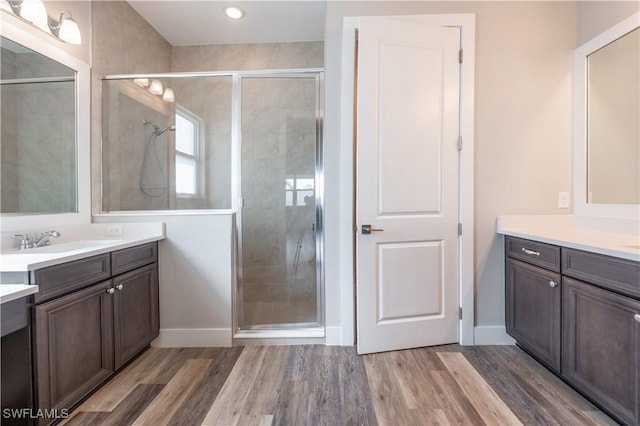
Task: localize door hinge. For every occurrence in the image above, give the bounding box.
[458,49,463,64]
[457,136,463,151]
[458,306,463,320]
[458,223,462,236]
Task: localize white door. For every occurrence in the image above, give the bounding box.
[356,17,461,354]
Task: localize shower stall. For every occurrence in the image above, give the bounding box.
[101,69,324,335]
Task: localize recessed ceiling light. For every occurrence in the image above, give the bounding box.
[224,6,245,20]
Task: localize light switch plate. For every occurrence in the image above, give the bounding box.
[558,192,570,209]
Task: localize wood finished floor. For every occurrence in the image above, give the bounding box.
[62,345,617,426]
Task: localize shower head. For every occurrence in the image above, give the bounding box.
[143,120,175,136]
[156,124,175,136]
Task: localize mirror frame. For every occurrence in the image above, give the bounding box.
[0,11,90,231]
[573,11,640,220]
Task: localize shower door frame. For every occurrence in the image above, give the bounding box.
[235,70,325,336]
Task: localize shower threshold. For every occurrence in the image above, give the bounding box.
[234,325,324,341]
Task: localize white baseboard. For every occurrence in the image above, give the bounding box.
[474,326,516,345]
[152,328,232,347]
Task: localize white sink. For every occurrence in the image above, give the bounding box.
[6,240,124,254]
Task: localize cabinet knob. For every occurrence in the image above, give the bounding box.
[116,284,124,291]
[106,288,115,294]
[634,314,640,323]
[549,281,558,288]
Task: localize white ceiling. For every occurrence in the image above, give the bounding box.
[127,1,326,46]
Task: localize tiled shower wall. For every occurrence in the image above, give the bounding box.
[91,1,172,213]
[93,0,323,212]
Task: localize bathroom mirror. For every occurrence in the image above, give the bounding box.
[573,12,640,219]
[0,13,90,228]
[587,28,639,205]
[0,36,77,213]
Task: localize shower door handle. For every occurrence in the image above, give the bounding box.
[361,224,384,234]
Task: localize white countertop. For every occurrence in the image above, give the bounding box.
[0,223,165,272]
[0,284,38,304]
[497,215,640,262]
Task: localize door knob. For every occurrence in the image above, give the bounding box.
[116,284,124,291]
[106,288,115,294]
[361,224,384,235]
[634,313,640,323]
[549,281,558,288]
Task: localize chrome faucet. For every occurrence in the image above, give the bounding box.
[11,230,61,250]
[33,231,61,247]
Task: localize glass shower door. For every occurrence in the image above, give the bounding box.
[238,74,322,329]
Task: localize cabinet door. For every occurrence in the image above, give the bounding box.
[506,258,561,372]
[113,264,159,369]
[33,281,114,419]
[563,277,640,425]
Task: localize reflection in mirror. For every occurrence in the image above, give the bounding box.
[587,28,640,205]
[101,76,232,211]
[0,36,77,213]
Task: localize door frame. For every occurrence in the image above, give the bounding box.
[339,14,476,345]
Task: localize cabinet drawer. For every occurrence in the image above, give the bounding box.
[562,248,640,299]
[505,236,560,272]
[111,243,157,276]
[33,254,111,304]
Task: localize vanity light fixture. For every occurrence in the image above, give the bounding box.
[132,78,174,103]
[224,5,245,20]
[7,0,83,45]
[149,79,163,95]
[48,11,81,45]
[162,88,175,103]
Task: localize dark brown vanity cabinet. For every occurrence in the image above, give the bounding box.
[561,248,640,426]
[113,264,158,369]
[33,280,115,416]
[505,257,561,372]
[505,237,562,372]
[31,242,159,424]
[505,236,640,425]
[2,297,34,426]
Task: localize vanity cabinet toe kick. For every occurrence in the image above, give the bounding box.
[30,242,159,426]
[505,236,640,426]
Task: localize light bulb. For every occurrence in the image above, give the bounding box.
[162,88,175,102]
[149,79,163,95]
[134,78,149,87]
[19,0,49,32]
[58,15,81,44]
[224,6,245,20]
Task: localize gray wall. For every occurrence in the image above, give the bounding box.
[577,1,640,45]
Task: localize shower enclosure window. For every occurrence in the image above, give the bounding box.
[174,106,202,197]
[101,70,323,333]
